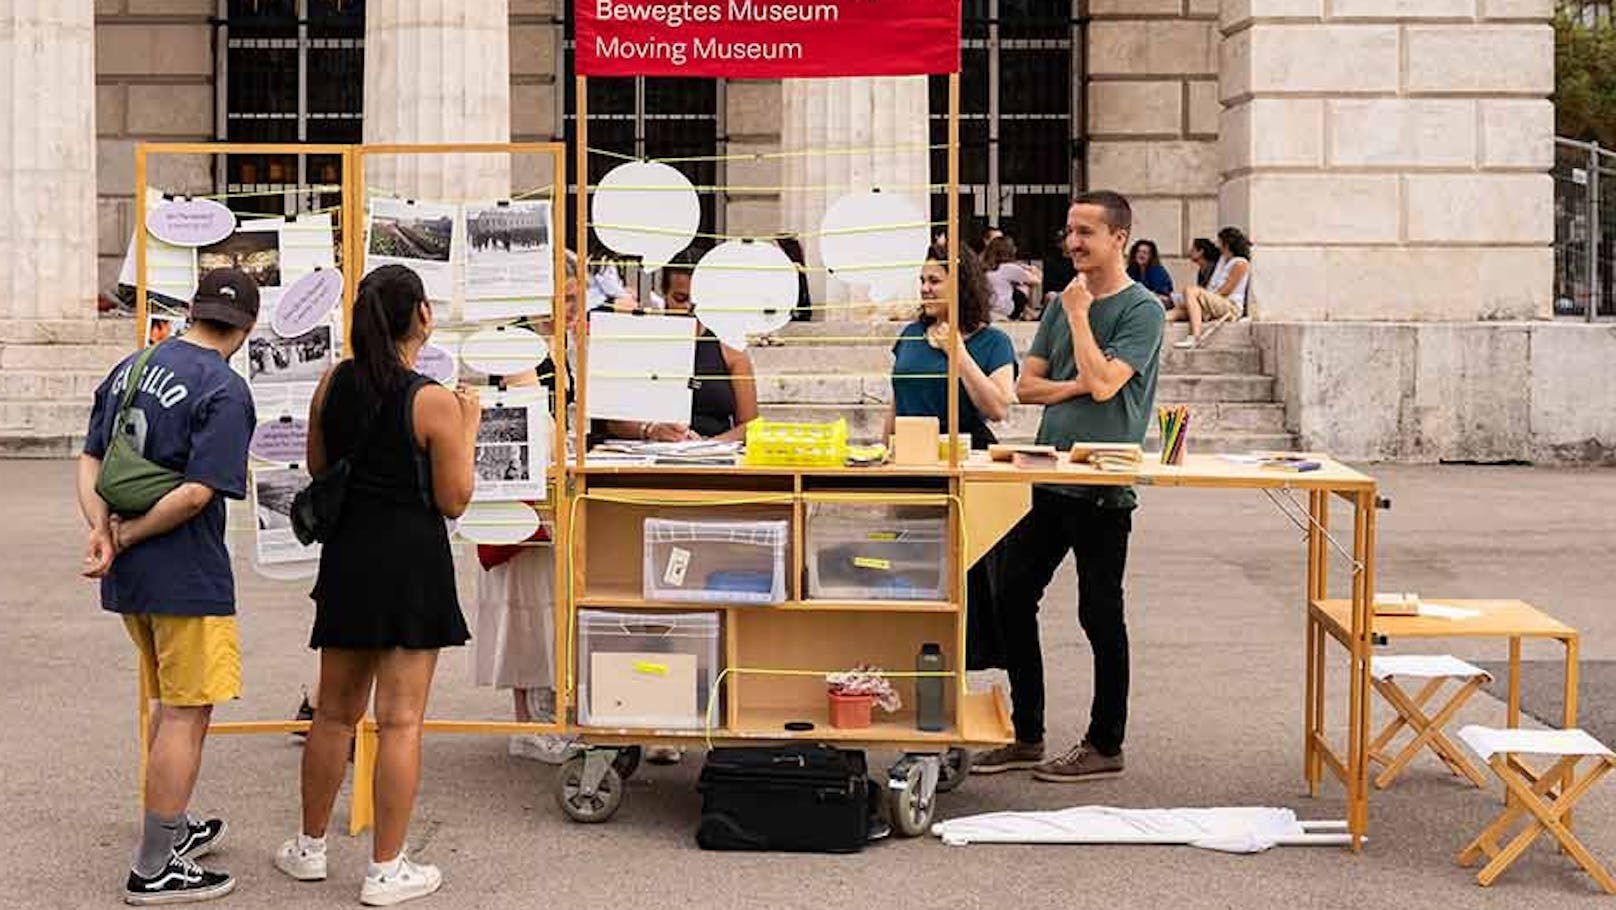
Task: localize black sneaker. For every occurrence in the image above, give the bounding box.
[123,854,235,905]
[174,817,226,862]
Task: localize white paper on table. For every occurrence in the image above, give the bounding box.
[121,188,200,302]
[1417,602,1484,621]
[364,197,456,302]
[463,200,554,320]
[1457,725,1613,760]
[585,311,696,425]
[251,465,321,566]
[472,385,550,502]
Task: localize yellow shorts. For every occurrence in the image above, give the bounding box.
[124,614,242,707]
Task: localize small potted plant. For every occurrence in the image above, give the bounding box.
[825,665,902,729]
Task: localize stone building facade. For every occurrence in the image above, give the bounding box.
[2,0,1611,462]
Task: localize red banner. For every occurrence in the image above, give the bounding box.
[575,0,961,78]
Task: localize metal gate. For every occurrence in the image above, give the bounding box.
[1554,137,1615,320]
[930,0,1082,273]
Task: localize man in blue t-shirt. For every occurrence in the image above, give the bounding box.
[969,191,1165,783]
[78,268,260,904]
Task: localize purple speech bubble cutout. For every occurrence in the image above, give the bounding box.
[272,268,344,338]
[249,416,309,464]
[145,197,236,248]
[415,343,457,384]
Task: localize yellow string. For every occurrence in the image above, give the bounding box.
[587,257,928,273]
[589,183,947,194]
[589,220,944,243]
[165,184,344,202]
[364,185,556,204]
[589,371,953,381]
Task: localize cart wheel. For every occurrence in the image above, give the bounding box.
[935,748,968,794]
[556,753,624,823]
[889,761,937,838]
[612,746,642,781]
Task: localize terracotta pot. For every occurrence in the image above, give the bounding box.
[827,691,876,729]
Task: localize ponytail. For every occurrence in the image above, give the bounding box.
[350,264,426,401]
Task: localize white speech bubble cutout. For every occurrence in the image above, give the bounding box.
[818,191,930,303]
[591,161,700,272]
[691,240,798,350]
[455,501,542,545]
[416,342,458,385]
[146,197,237,248]
[460,324,546,377]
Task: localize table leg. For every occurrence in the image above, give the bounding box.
[1306,615,1318,795]
[1348,490,1374,849]
[1565,635,1581,835]
[1508,637,1522,728]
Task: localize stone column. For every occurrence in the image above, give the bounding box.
[0,0,102,454]
[364,0,513,201]
[780,77,930,319]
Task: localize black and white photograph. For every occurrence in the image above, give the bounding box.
[253,466,319,565]
[248,323,333,385]
[364,197,457,301]
[472,388,548,501]
[464,200,554,320]
[199,224,282,287]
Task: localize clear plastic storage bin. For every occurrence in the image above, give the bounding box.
[642,518,788,605]
[576,610,721,729]
[805,504,948,601]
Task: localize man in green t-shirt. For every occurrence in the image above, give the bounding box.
[971,191,1164,782]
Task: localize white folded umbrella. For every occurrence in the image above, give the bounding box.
[931,806,1352,852]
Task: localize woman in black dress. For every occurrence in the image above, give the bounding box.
[274,264,478,905]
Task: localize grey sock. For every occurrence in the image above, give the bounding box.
[171,812,196,849]
[134,812,184,878]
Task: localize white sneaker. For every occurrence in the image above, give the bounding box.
[508,733,580,764]
[360,856,442,907]
[1172,337,1197,350]
[274,835,328,881]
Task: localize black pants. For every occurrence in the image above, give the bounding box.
[998,487,1133,755]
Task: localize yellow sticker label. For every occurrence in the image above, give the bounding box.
[866,531,898,541]
[633,661,669,676]
[852,556,892,571]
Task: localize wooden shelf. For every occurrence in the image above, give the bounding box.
[576,593,956,613]
[729,691,1012,746]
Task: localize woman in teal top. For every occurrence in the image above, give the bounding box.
[887,249,1018,449]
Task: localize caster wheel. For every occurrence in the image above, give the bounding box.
[613,746,642,781]
[556,754,624,823]
[888,761,936,838]
[936,748,968,794]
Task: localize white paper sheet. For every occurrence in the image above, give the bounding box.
[1458,725,1613,760]
[252,466,320,566]
[585,311,696,424]
[1417,601,1484,621]
[364,197,456,302]
[473,385,550,502]
[121,189,200,303]
[464,200,554,320]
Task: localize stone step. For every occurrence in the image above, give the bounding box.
[0,399,92,441]
[757,400,1289,439]
[750,372,1275,405]
[0,342,127,372]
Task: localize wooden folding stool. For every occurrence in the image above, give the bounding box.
[1456,725,1616,894]
[1369,655,1492,790]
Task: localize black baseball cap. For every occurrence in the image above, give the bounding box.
[191,268,261,329]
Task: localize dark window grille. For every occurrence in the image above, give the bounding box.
[218,0,364,216]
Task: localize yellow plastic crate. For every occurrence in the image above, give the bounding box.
[744,418,848,467]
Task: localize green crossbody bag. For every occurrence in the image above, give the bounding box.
[94,342,186,516]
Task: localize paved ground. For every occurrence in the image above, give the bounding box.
[6,459,1616,909]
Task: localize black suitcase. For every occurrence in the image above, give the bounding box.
[696,744,873,853]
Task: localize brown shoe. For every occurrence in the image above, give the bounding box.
[969,741,1045,774]
[1032,740,1124,783]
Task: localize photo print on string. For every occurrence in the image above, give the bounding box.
[473,385,549,502]
[198,221,282,288]
[248,323,333,387]
[252,465,320,565]
[464,200,555,321]
[365,197,456,302]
